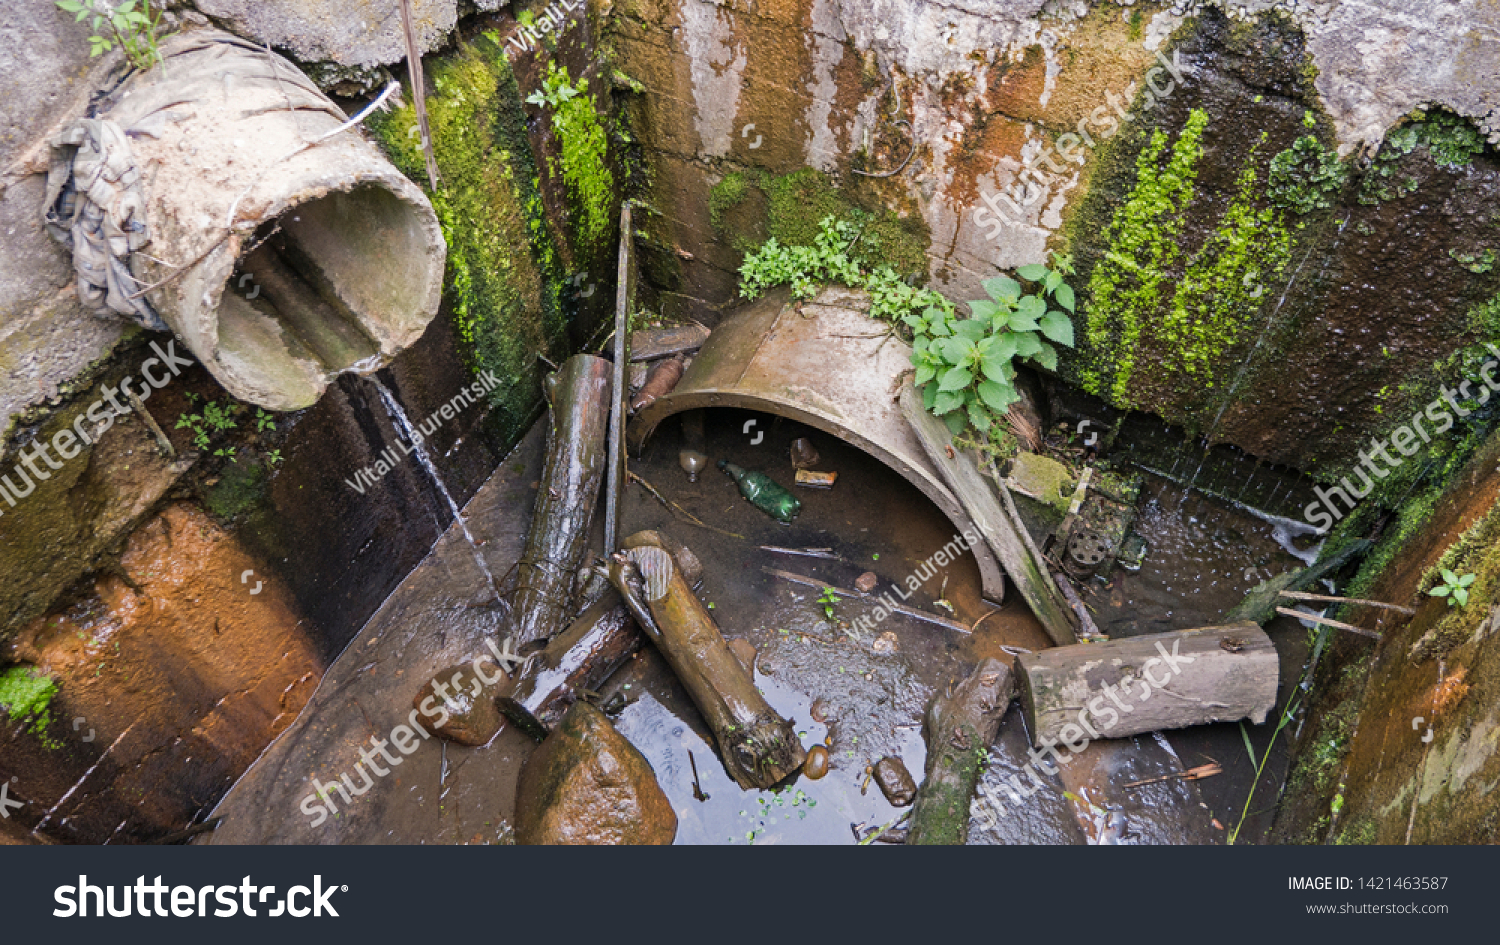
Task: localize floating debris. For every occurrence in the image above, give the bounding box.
[794,469,838,489]
[629,356,684,413]
[677,449,709,482]
[719,461,801,523]
[803,745,830,780]
[873,756,917,806]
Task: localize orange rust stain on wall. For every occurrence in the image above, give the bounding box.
[4,502,319,841]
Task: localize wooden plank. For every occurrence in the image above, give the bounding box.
[1274,607,1382,640]
[1016,623,1278,746]
[1277,590,1413,614]
[899,385,1076,646]
[629,324,711,362]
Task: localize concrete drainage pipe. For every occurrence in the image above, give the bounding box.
[65,29,445,411]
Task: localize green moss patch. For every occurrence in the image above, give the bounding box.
[712,167,930,278]
[1080,108,1208,405]
[1161,136,1294,394]
[370,37,567,443]
[0,666,61,747]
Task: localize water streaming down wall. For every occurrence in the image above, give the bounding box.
[371,377,503,602]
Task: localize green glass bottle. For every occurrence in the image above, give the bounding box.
[719,461,801,524]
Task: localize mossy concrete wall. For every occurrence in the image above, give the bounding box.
[605,0,1500,476]
[1273,430,1500,844]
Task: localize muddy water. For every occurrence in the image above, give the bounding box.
[1090,474,1320,843]
[611,409,1200,844]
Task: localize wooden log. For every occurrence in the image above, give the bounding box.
[510,354,613,644]
[609,531,805,789]
[900,385,1076,646]
[906,658,1013,845]
[497,591,641,741]
[630,323,711,362]
[1051,570,1103,640]
[498,533,701,741]
[1016,623,1278,748]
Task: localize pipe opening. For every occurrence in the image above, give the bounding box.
[218,183,436,406]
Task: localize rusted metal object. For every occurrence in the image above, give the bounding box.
[628,287,1006,604]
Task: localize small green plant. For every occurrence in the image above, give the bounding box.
[908,255,1077,437]
[55,0,163,71]
[176,399,239,452]
[816,587,839,621]
[1429,569,1477,608]
[0,666,63,749]
[254,408,277,434]
[266,449,284,467]
[1268,133,1347,214]
[738,215,946,321]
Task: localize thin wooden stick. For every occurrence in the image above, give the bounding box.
[1123,762,1222,789]
[398,0,440,191]
[1275,607,1382,640]
[760,545,841,560]
[762,567,970,634]
[1278,590,1414,615]
[627,471,745,539]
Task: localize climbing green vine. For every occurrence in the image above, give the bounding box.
[1082,108,1209,405]
[528,62,614,247]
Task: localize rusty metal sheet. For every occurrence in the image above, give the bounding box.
[628,286,1007,604]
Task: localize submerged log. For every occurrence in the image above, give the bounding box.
[609,531,805,789]
[511,354,613,644]
[498,534,703,741]
[906,658,1013,845]
[1016,623,1278,747]
[1225,539,1371,625]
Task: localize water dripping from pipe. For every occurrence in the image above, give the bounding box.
[371,377,503,603]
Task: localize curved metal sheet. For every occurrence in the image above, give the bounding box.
[629,286,1007,604]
